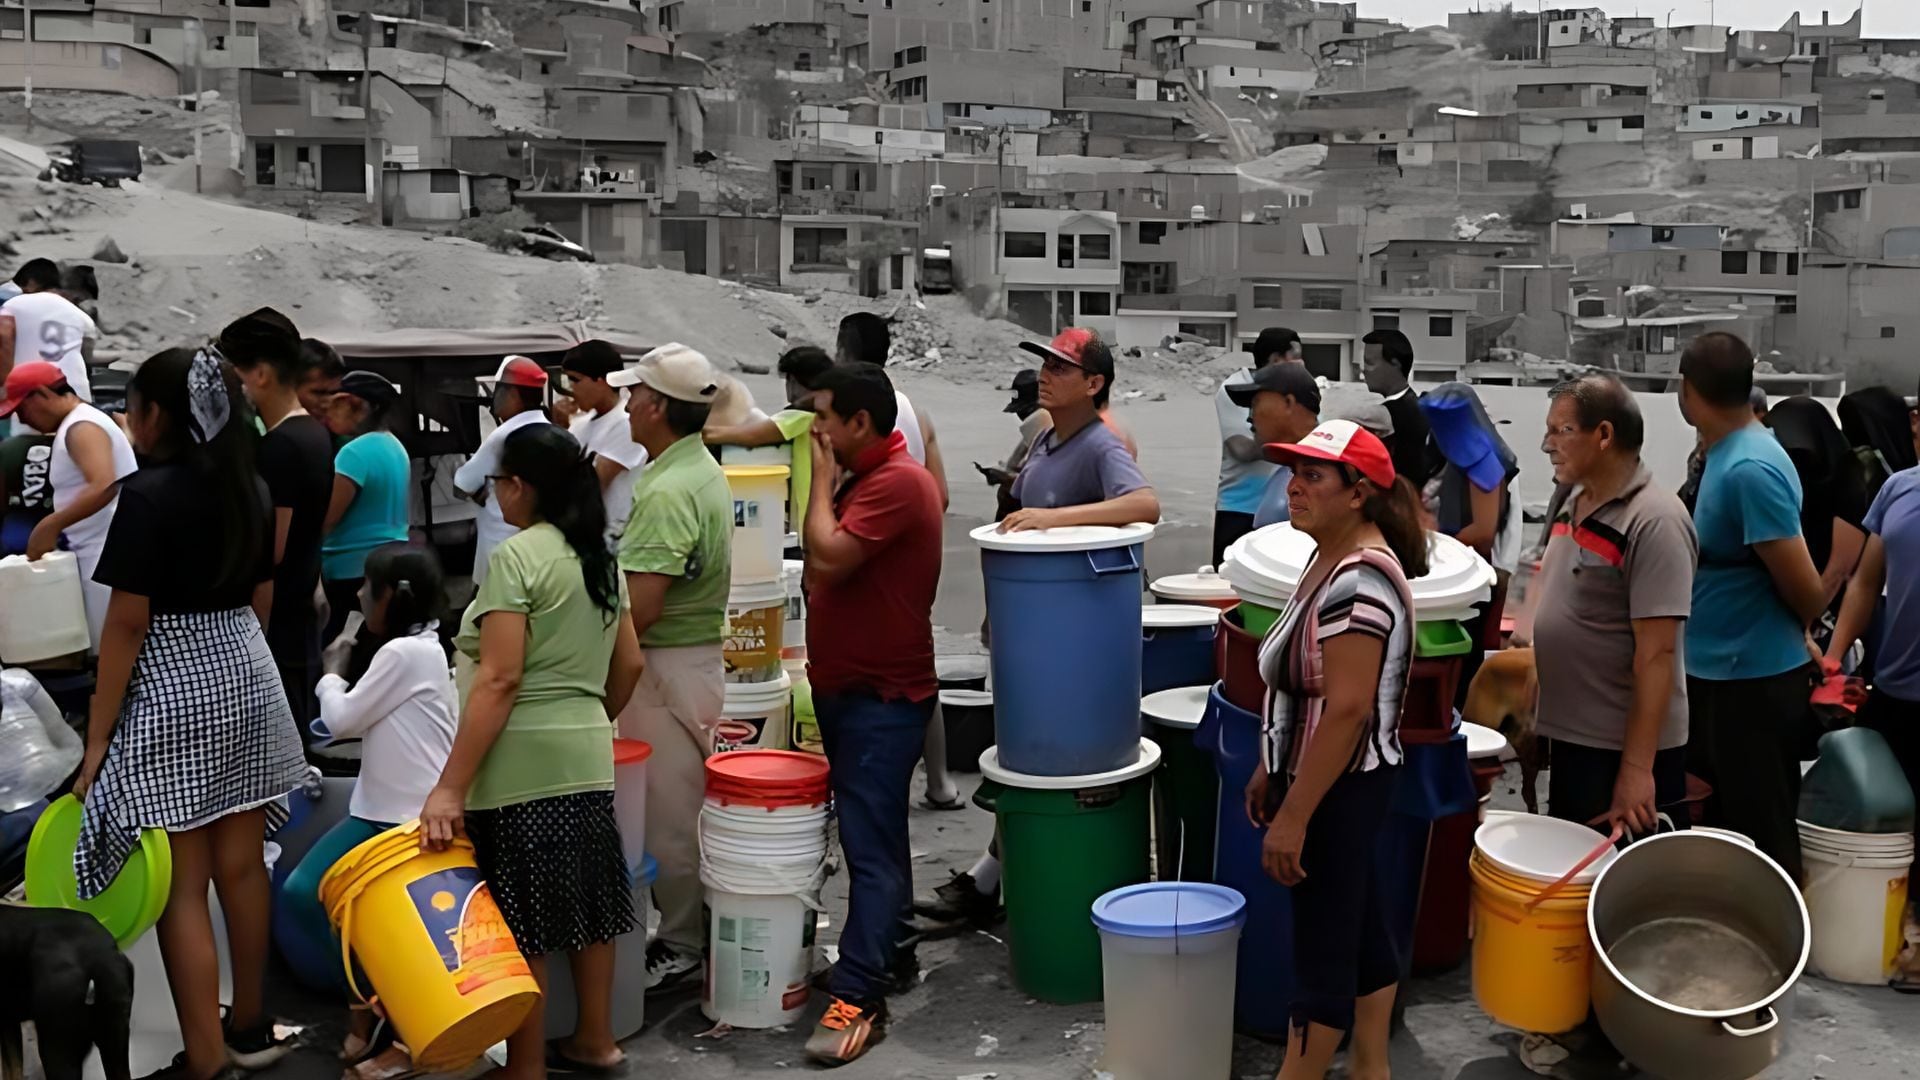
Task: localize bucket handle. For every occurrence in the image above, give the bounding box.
[1720,1007,1778,1039]
[972,778,1004,813]
[336,900,376,1008]
[1086,546,1141,577]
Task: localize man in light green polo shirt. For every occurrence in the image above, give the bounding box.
[607,342,733,992]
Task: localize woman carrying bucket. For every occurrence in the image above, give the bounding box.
[1246,420,1424,1080]
[72,346,309,1080]
[420,424,645,1078]
[279,543,457,1073]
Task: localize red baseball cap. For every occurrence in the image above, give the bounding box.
[490,354,548,389]
[1264,419,1397,489]
[1018,327,1103,371]
[0,361,69,418]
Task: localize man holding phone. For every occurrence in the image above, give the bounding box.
[974,369,1049,521]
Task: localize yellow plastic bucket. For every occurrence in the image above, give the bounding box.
[1469,851,1593,1034]
[320,822,541,1072]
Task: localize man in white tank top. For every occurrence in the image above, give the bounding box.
[0,361,138,651]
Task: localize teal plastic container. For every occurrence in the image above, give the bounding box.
[1801,728,1916,833]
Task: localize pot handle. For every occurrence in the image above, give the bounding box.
[1720,1007,1778,1039]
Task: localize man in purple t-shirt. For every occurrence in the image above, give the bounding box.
[1001,328,1159,529]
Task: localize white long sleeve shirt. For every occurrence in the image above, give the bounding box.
[314,628,458,824]
[453,409,550,587]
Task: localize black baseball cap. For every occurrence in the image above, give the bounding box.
[1250,327,1302,363]
[560,339,627,382]
[1004,368,1039,412]
[1226,362,1321,413]
[336,369,400,408]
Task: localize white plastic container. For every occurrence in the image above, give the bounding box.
[699,798,829,1028]
[725,577,788,683]
[1799,821,1913,985]
[1092,882,1246,1080]
[724,465,790,586]
[1474,813,1618,886]
[1222,523,1496,622]
[0,552,91,663]
[1148,569,1239,609]
[612,738,651,869]
[781,558,806,659]
[717,672,793,752]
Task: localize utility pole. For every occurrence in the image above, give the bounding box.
[362,9,378,213]
[228,0,237,62]
[191,20,203,193]
[22,0,32,134]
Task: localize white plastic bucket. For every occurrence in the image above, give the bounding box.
[1800,823,1912,985]
[724,465,789,586]
[0,552,90,662]
[725,578,787,683]
[698,792,826,1029]
[1092,883,1245,1080]
[781,559,806,659]
[718,672,793,752]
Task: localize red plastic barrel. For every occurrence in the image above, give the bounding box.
[1216,607,1263,713]
[704,749,831,810]
[1412,756,1508,973]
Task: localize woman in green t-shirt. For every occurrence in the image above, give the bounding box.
[421,423,643,1077]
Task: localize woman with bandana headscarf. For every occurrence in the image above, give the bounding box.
[72,346,308,1080]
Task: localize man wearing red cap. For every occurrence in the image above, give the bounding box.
[0,360,137,651]
[454,355,552,587]
[1000,327,1159,532]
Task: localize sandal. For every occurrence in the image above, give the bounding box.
[344,1044,418,1080]
[919,793,965,812]
[543,1041,626,1076]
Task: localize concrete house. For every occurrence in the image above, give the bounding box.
[242,69,379,194]
[774,156,920,295]
[985,208,1123,338]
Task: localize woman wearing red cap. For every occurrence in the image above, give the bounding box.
[1244,419,1428,1080]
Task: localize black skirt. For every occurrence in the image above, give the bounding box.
[465,790,637,957]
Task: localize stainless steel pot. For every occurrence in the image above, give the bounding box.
[1587,831,1810,1080]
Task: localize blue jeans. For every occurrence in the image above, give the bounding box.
[815,690,935,1006]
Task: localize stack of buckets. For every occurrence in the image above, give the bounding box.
[972,522,1161,1004]
[1467,813,1613,1034]
[1798,727,1916,984]
[722,465,794,752]
[699,749,832,1028]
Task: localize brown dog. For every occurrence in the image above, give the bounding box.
[1463,647,1543,814]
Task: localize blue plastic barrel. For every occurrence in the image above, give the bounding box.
[1199,683,1295,1037]
[1376,735,1477,980]
[976,523,1155,776]
[1142,605,1222,694]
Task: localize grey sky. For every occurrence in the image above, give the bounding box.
[1357,2,1919,37]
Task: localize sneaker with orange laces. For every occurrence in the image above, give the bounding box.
[804,997,887,1066]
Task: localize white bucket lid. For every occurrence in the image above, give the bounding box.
[939,689,992,707]
[1461,721,1508,760]
[728,577,787,608]
[723,670,793,710]
[1221,522,1495,616]
[1474,812,1617,885]
[1141,685,1210,731]
[1142,604,1222,630]
[1797,820,1916,853]
[971,521,1155,553]
[936,654,989,682]
[980,738,1162,790]
[1148,571,1237,602]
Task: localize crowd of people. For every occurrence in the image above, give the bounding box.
[6,234,1920,1080]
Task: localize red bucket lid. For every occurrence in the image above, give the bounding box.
[706,749,831,808]
[613,738,653,766]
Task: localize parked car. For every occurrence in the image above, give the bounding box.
[41,140,143,187]
[516,224,595,262]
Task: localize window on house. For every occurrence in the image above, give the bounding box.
[1058,234,1075,268]
[429,171,460,193]
[1429,316,1454,337]
[1788,253,1800,275]
[1302,287,1343,310]
[1779,297,1798,314]
[1623,115,1645,129]
[1678,255,1689,270]
[1373,313,1401,331]
[1653,227,1675,243]
[1760,251,1779,274]
[1711,143,1725,152]
[1004,232,1046,258]
[793,226,848,265]
[1082,0,1093,10]
[1252,284,1286,309]
[1587,120,1600,133]
[253,143,275,185]
[1722,251,1749,274]
[1080,291,1112,316]
[101,46,121,70]
[1883,326,1897,339]
[1578,298,1605,317]
[894,45,926,66]
[1735,109,1750,120]
[1843,190,1862,209]
[1079,233,1112,260]
[795,52,812,71]
[1139,221,1166,244]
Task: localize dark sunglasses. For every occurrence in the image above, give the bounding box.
[1040,355,1086,376]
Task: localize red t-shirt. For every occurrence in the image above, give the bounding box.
[805,441,943,702]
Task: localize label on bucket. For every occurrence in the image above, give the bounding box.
[716,714,773,752]
[717,914,777,1003]
[1888,874,1909,974]
[734,498,766,528]
[725,604,782,682]
[405,867,531,994]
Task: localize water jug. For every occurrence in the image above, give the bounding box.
[1800,727,1916,834]
[0,553,90,663]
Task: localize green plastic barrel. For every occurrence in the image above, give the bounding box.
[1142,686,1217,884]
[974,740,1161,1004]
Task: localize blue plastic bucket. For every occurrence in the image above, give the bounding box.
[976,523,1155,776]
[1142,604,1221,695]
[1197,683,1295,1037]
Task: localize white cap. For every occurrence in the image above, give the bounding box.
[607,342,719,403]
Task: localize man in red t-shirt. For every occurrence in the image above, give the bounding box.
[799,361,943,1066]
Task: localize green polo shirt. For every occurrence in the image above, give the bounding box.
[618,432,732,647]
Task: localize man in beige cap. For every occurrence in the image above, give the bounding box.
[609,343,734,992]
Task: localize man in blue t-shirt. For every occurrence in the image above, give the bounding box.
[1681,331,1825,881]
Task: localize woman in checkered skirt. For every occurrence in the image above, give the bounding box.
[71,346,308,1080]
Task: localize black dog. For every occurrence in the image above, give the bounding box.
[0,905,132,1080]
